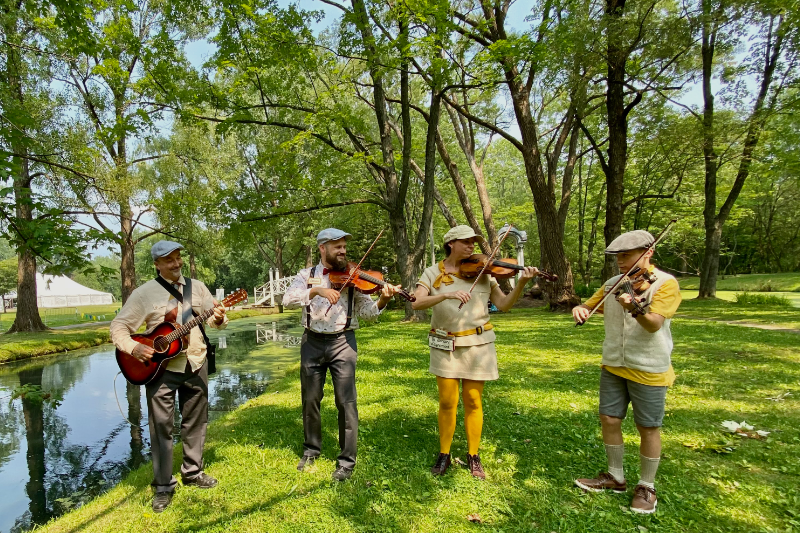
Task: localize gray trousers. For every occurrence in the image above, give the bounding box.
[145,360,208,493]
[300,330,358,469]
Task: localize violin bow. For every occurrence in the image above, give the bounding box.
[324,229,384,315]
[575,218,678,327]
[458,224,513,311]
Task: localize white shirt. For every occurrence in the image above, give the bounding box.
[282,263,383,333]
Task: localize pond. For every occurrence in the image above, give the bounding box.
[0,312,303,533]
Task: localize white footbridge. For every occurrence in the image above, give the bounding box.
[253,268,295,307]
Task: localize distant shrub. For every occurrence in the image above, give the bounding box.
[755,281,775,292]
[734,292,791,306]
[575,284,601,298]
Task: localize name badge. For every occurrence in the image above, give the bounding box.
[308,277,322,286]
[428,334,455,352]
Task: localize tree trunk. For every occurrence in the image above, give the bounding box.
[602,0,633,281]
[119,201,137,305]
[5,13,47,333]
[189,253,197,279]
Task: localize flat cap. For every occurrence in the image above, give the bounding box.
[443,225,479,244]
[316,228,352,245]
[151,240,184,260]
[605,230,655,254]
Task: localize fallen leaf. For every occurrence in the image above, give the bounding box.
[638,526,648,532]
[467,513,483,523]
[524,439,532,443]
[569,403,578,409]
[454,457,467,466]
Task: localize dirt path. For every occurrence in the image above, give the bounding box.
[678,315,800,334]
[51,321,111,330]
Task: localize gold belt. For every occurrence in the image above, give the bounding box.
[430,323,493,337]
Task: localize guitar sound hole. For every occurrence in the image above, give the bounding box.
[153,336,167,353]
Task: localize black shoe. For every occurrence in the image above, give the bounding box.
[182,472,218,489]
[297,455,317,472]
[332,466,353,481]
[152,491,173,513]
[431,453,451,476]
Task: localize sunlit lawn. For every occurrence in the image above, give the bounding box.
[678,294,800,329]
[678,272,800,292]
[37,307,799,533]
[0,303,122,329]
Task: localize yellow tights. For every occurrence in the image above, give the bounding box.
[437,377,484,455]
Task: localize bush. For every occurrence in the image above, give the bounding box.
[574,284,601,298]
[733,292,791,306]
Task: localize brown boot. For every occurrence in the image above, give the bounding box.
[574,472,627,493]
[466,453,485,479]
[431,453,451,476]
[630,484,657,514]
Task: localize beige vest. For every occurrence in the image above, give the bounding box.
[601,267,675,373]
[419,264,496,347]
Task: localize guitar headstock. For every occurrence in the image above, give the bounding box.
[221,289,248,308]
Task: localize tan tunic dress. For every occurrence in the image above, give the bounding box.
[417,263,499,381]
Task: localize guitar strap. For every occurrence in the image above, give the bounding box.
[154,276,216,374]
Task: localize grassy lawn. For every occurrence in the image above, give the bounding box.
[678,272,800,292]
[0,303,122,329]
[678,294,800,330]
[37,308,799,533]
[0,324,111,363]
[0,307,281,364]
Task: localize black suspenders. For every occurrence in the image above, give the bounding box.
[306,265,354,332]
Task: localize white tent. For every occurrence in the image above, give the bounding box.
[34,273,114,308]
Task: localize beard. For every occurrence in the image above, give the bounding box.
[329,254,349,271]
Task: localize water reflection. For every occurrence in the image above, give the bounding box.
[0,312,302,533]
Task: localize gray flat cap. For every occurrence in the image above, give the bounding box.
[605,230,655,254]
[151,240,184,260]
[316,228,352,245]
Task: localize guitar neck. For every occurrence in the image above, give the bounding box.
[164,305,217,343]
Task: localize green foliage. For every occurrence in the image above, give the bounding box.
[0,257,17,295]
[9,383,62,407]
[733,292,792,307]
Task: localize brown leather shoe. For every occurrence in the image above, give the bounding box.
[431,453,451,475]
[574,472,627,493]
[466,453,485,479]
[631,484,657,514]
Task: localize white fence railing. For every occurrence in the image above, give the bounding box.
[253,269,295,307]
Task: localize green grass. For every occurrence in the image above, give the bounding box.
[733,293,792,306]
[678,296,800,330]
[0,303,122,329]
[0,324,111,363]
[678,272,800,292]
[37,308,800,533]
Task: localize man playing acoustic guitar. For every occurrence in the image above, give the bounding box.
[110,241,227,513]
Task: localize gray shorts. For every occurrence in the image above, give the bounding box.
[599,368,667,428]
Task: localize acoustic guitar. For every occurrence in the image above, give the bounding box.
[116,289,248,385]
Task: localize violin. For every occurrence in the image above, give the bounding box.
[613,267,657,317]
[328,262,416,302]
[459,254,559,282]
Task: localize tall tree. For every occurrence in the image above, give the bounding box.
[695,0,796,297]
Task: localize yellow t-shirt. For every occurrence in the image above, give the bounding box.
[583,265,681,387]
